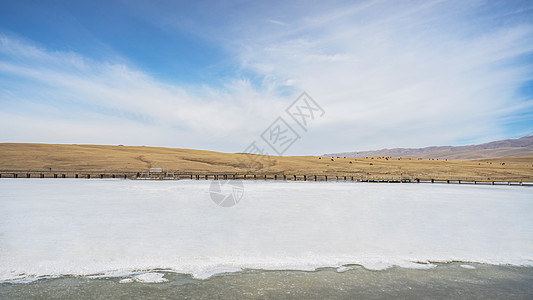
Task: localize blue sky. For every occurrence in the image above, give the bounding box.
[1,0,532,154]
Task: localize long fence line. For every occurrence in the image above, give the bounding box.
[0,170,531,186]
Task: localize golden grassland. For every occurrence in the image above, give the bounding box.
[1,143,532,180]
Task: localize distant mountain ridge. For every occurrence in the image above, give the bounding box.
[324,135,533,160]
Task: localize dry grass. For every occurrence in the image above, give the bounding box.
[1,143,532,180]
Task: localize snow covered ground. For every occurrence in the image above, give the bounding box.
[0,179,532,282]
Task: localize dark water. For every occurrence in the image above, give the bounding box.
[1,263,532,299]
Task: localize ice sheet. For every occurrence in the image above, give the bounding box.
[0,179,532,282]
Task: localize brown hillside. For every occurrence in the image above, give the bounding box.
[1,143,532,181]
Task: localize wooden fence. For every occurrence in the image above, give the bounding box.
[0,170,531,186]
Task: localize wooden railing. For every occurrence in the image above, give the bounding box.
[0,170,531,186]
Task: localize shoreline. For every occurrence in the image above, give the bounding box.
[1,172,532,186]
[2,262,533,285]
[2,263,532,299]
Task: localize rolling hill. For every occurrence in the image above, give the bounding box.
[324,135,533,160]
[0,143,532,180]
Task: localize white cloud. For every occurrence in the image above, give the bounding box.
[1,1,533,154]
[227,0,533,151]
[0,36,290,151]
[267,19,287,26]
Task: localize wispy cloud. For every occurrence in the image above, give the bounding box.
[0,36,290,151]
[227,0,533,150]
[267,19,287,26]
[1,1,532,154]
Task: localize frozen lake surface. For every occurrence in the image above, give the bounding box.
[0,179,532,283]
